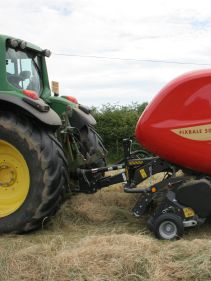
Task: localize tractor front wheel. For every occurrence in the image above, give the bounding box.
[0,111,69,233]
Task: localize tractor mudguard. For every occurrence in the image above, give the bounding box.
[70,105,96,129]
[0,94,61,126]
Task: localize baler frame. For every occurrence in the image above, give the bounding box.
[76,139,207,240]
[76,139,176,193]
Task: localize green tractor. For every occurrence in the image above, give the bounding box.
[0,35,106,233]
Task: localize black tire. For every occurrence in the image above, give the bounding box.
[79,125,107,168]
[150,213,184,240]
[0,111,69,233]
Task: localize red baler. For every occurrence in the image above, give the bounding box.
[136,69,211,174]
[79,70,211,240]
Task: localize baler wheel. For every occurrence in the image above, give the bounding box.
[151,213,184,240]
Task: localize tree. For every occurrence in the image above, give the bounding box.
[92,102,148,162]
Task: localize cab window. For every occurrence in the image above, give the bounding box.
[6,47,43,95]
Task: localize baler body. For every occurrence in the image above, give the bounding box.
[136,69,211,174]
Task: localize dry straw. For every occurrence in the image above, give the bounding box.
[0,174,211,281]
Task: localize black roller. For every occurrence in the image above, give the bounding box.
[176,179,211,218]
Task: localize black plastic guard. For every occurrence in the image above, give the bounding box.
[70,105,96,129]
[0,94,61,126]
[176,179,211,218]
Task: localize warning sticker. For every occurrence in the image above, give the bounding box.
[183,207,195,218]
[140,169,147,179]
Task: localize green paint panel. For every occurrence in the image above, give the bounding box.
[45,96,77,116]
[0,34,51,100]
[0,34,77,117]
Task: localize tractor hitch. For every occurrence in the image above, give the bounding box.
[76,164,126,193]
[76,138,175,193]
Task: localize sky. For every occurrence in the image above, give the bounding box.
[1,0,211,107]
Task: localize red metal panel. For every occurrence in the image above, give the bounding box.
[135,70,211,174]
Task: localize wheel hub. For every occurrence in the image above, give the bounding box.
[0,163,17,187]
[0,140,30,217]
[159,221,177,239]
[164,223,174,233]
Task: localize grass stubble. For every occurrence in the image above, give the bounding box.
[1,173,211,281]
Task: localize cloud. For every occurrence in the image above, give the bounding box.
[1,0,211,106]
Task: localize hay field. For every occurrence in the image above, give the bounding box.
[1,173,211,281]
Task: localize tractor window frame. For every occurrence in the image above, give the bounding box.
[6,47,43,95]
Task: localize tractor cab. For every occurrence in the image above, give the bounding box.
[6,45,43,94]
[0,35,52,100]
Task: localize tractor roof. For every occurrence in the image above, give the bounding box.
[0,34,43,52]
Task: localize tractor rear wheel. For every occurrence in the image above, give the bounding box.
[0,111,69,233]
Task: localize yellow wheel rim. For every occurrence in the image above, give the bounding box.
[0,140,30,217]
